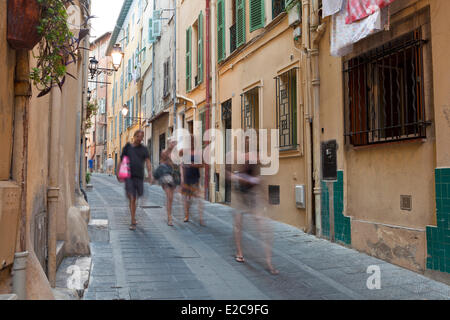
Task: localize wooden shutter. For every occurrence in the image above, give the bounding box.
[186,27,192,91]
[236,0,246,47]
[148,18,155,43]
[250,0,265,32]
[217,0,226,62]
[198,11,204,84]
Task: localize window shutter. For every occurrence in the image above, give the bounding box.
[236,0,246,47]
[148,18,155,43]
[186,27,192,91]
[217,0,226,62]
[198,11,204,84]
[250,0,265,31]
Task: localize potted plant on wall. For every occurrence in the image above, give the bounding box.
[30,0,92,97]
[8,0,92,97]
[7,0,42,50]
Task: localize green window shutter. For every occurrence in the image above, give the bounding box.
[198,11,204,84]
[186,27,192,92]
[250,0,265,32]
[236,0,246,47]
[291,72,297,146]
[217,0,226,62]
[148,18,155,43]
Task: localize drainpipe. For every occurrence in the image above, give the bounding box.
[173,0,177,129]
[205,0,211,201]
[13,49,31,300]
[310,0,326,237]
[210,0,217,203]
[47,86,61,288]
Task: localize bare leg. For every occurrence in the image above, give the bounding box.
[183,190,190,222]
[234,212,244,262]
[165,186,174,225]
[254,211,278,275]
[130,196,137,225]
[197,189,204,226]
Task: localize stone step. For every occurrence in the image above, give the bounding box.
[56,241,65,270]
[0,294,17,300]
[88,219,109,243]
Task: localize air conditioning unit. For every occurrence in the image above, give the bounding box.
[288,2,301,27]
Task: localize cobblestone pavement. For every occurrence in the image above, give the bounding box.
[83,174,450,300]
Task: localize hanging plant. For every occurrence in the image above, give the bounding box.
[85,100,98,129]
[30,0,91,97]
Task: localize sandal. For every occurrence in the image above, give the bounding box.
[268,267,279,275]
[184,217,189,223]
[168,220,174,226]
[129,224,137,231]
[235,256,245,263]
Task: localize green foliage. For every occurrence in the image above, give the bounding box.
[85,100,99,129]
[31,0,91,97]
[85,171,91,184]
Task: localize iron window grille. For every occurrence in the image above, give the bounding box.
[272,0,285,19]
[343,29,430,146]
[276,68,298,150]
[241,87,259,130]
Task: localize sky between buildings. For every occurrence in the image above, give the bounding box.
[90,0,124,42]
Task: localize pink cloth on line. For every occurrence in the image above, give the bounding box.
[346,0,395,24]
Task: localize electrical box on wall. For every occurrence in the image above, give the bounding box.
[295,185,305,209]
[0,182,22,270]
[321,140,338,181]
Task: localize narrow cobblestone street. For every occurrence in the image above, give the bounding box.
[83,174,450,300]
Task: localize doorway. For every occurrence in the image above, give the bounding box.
[222,99,232,203]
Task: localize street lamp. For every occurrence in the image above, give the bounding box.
[88,57,99,79]
[111,44,124,71]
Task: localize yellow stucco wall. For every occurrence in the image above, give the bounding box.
[0,1,16,181]
[318,0,450,272]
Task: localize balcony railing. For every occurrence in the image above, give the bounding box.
[272,0,286,19]
[230,24,237,54]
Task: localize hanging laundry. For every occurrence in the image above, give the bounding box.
[322,0,344,18]
[346,0,395,24]
[331,0,388,56]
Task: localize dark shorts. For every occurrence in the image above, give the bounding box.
[182,183,200,198]
[125,177,144,198]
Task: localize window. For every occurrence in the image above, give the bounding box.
[126,25,130,46]
[250,0,265,32]
[236,0,246,48]
[272,0,286,19]
[128,59,132,83]
[276,68,298,149]
[163,59,170,97]
[159,133,166,159]
[241,87,259,130]
[343,30,428,146]
[197,11,204,86]
[186,27,192,92]
[230,0,237,53]
[217,0,226,62]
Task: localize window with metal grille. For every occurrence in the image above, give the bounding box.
[276,68,298,150]
[272,0,285,19]
[241,87,259,130]
[344,30,429,146]
[268,185,280,205]
[163,59,170,97]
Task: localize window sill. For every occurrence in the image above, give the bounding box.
[348,137,428,151]
[279,145,302,158]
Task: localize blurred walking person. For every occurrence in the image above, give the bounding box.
[228,137,278,275]
[181,136,204,225]
[154,137,179,226]
[106,155,114,176]
[117,130,152,230]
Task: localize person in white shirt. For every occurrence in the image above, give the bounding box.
[106,155,114,176]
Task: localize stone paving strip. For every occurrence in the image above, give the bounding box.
[81,174,450,300]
